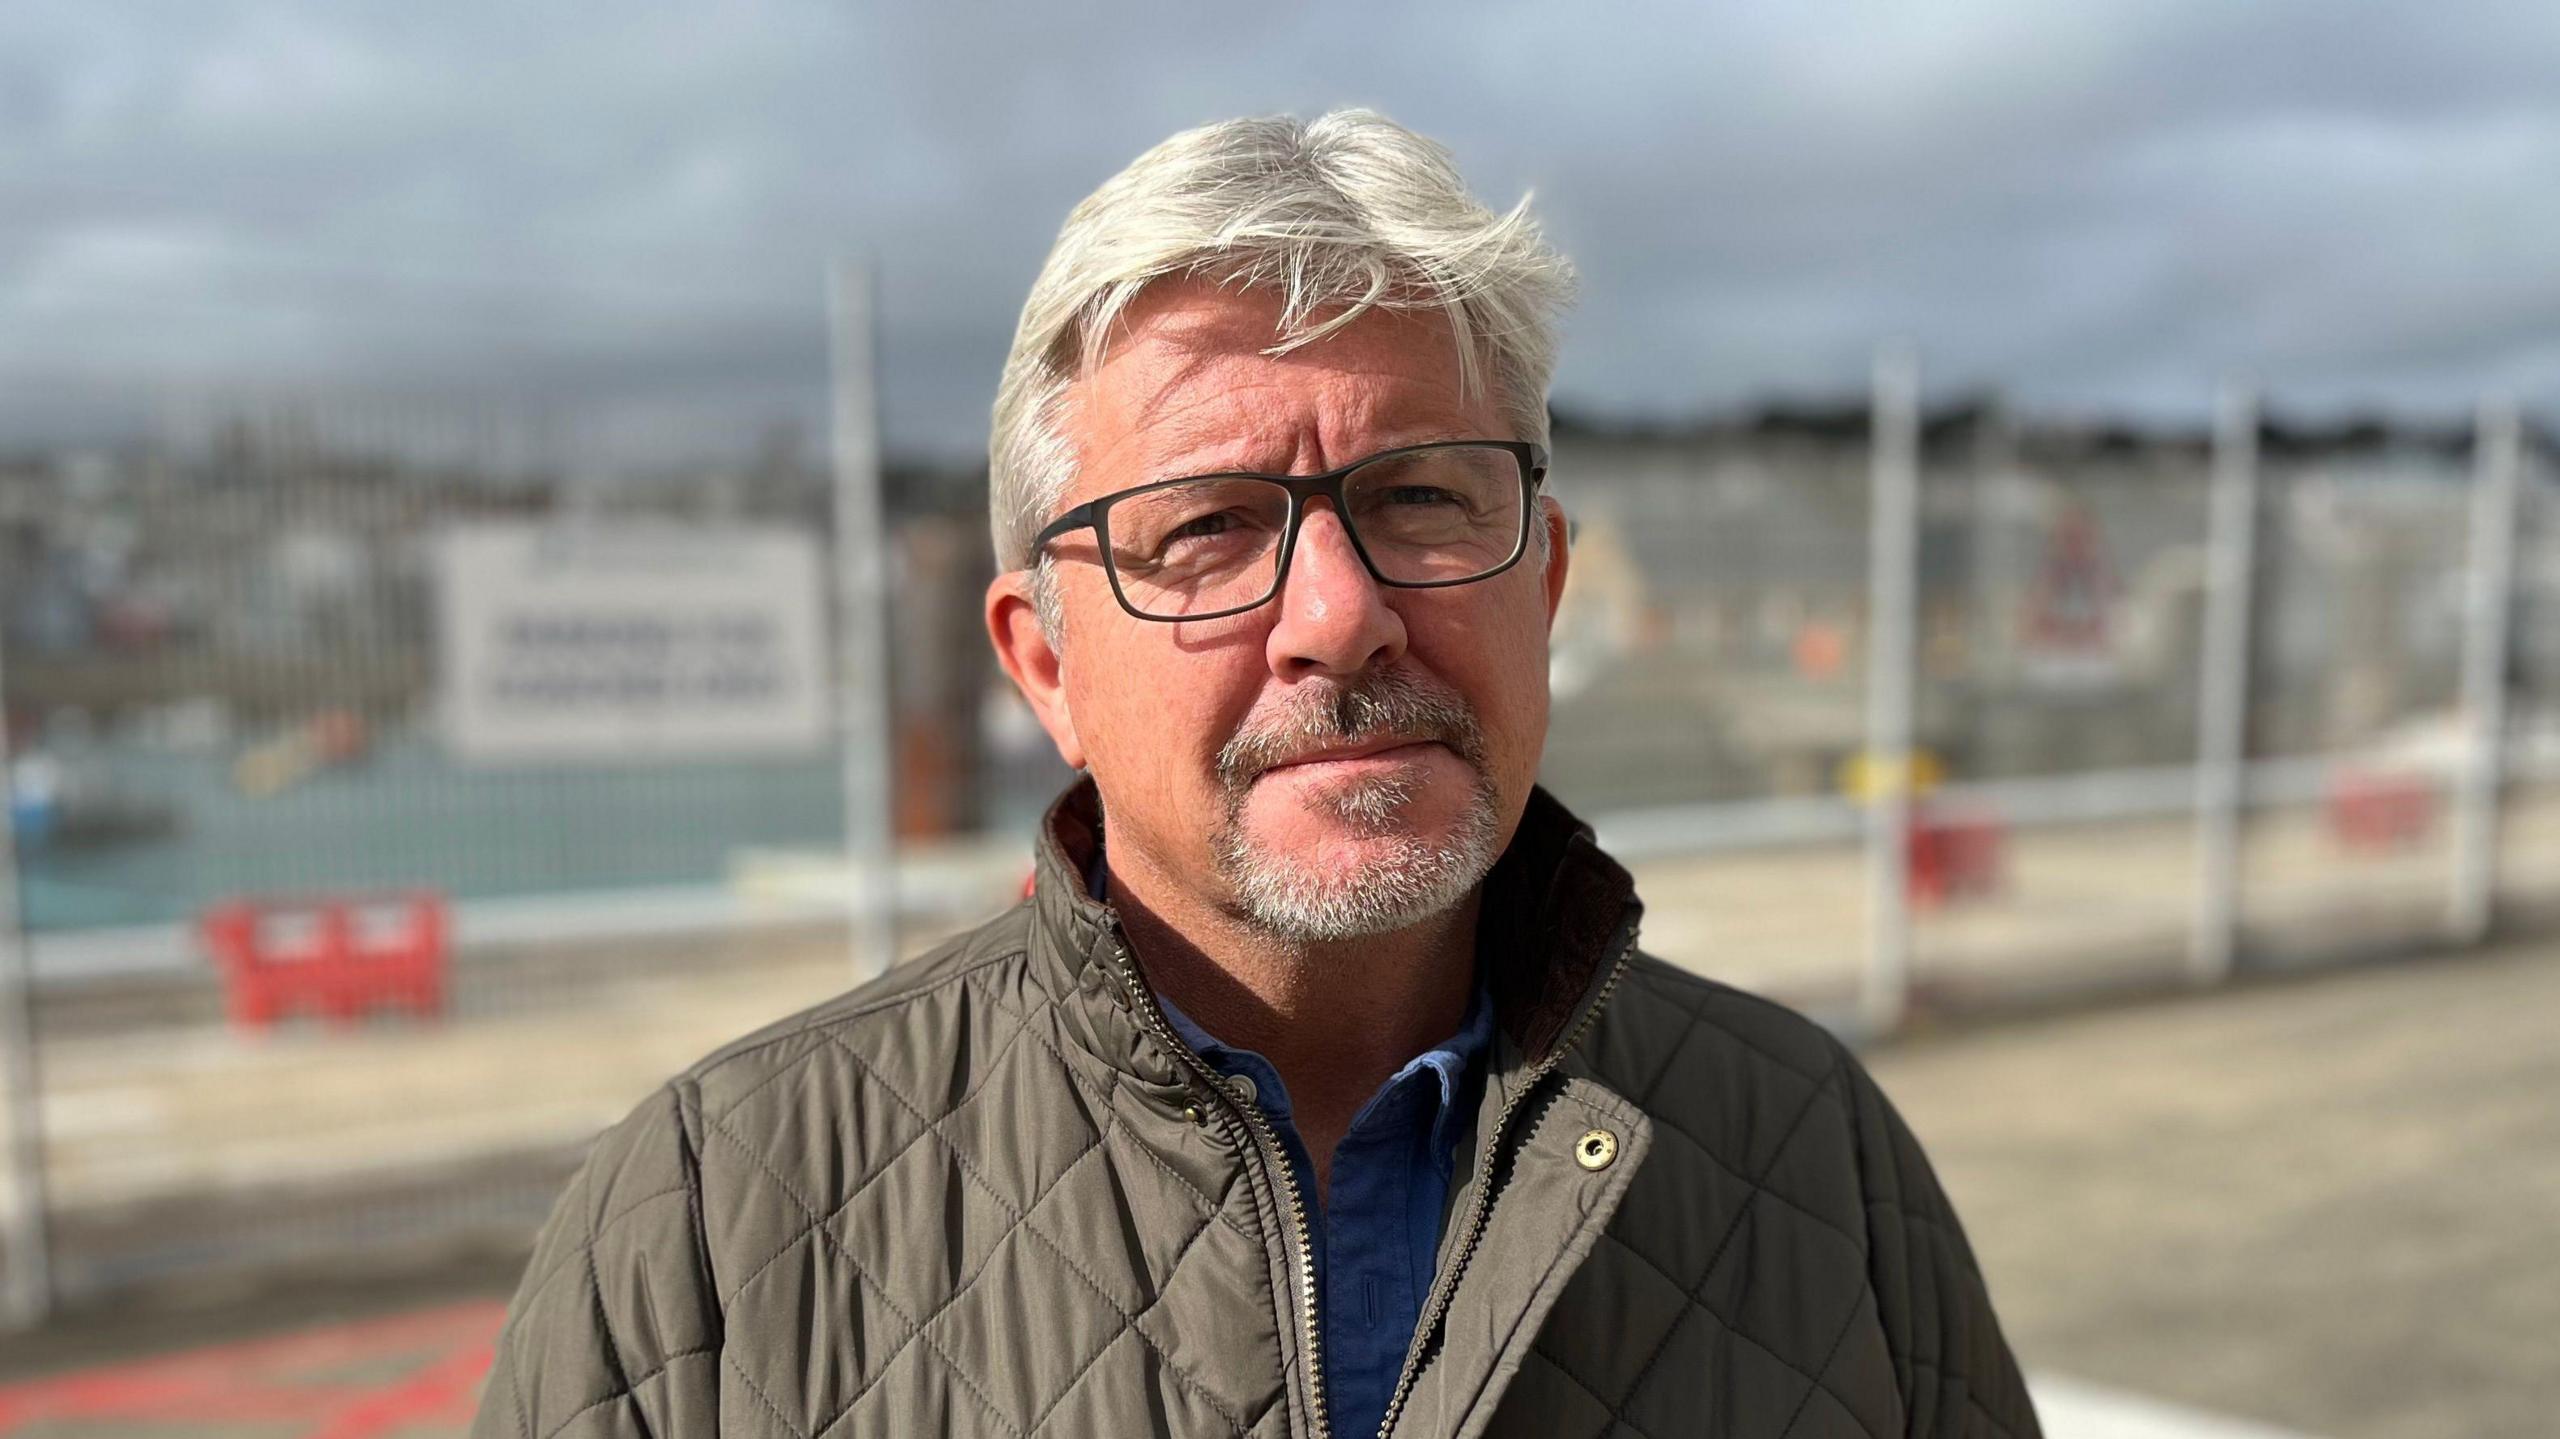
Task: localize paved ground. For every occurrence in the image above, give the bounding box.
[1867,933,2560,1439]
[5,930,2555,1437]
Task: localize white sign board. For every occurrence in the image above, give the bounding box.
[435,522,832,764]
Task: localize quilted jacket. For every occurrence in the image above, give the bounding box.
[477,780,2039,1439]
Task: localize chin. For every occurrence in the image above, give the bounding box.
[1214,768,1504,943]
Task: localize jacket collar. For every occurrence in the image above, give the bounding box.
[1022,776,1642,1095]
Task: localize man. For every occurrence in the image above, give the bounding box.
[478,111,2038,1439]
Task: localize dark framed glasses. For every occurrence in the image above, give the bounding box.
[1029,439,1547,622]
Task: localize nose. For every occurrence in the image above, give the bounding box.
[1265,501,1406,679]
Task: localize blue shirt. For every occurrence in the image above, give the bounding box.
[1154,982,1495,1439]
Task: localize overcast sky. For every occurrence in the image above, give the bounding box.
[5,1,2558,460]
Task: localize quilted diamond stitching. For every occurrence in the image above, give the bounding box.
[1631,986,1720,1111]
[817,1022,1059,1219]
[703,953,1026,1128]
[1783,1374,1883,1439]
[726,1348,814,1439]
[493,1159,594,1368]
[997,1000,1259,1243]
[811,1043,1257,1438]
[1040,1074,1285,1439]
[1771,1281,1879,1439]
[1028,1328,1139,1439]
[1018,1166,1239,1437]
[798,1105,1116,1439]
[1640,1104,1868,1258]
[702,1027,839,1131]
[704,963,1263,1439]
[1014,992,1336,1425]
[1590,1229,1880,1439]
[1529,1344,1655,1439]
[1604,1058,1846,1434]
[504,1183,692,1337]
[536,1347,714,1439]
[715,1006,1039,1310]
[703,1109,1018,1437]
[1629,965,1836,1087]
[584,1240,637,1422]
[1014,1213,1248,1434]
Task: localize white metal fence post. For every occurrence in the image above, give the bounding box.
[828,258,902,981]
[2191,382,2260,984]
[1861,343,1921,1035]
[0,627,52,1330]
[2450,396,2524,944]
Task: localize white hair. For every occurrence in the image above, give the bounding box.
[989,108,1577,577]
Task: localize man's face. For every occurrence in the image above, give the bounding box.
[989,279,1570,939]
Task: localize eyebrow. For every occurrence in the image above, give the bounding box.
[1134,409,1274,482]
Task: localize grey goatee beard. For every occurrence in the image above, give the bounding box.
[1210,669,1503,943]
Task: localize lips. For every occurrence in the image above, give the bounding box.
[1259,737,1442,774]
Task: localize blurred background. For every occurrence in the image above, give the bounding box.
[2,4,2557,1436]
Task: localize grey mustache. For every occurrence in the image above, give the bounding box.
[1215,671,1488,788]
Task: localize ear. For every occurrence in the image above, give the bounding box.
[986,568,1087,770]
[1537,495,1572,630]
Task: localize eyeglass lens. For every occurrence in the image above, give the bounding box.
[1101,445,1526,618]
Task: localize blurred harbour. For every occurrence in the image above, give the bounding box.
[15,734,846,932]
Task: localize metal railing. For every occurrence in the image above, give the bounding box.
[1,322,2552,1326]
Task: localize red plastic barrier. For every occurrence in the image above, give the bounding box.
[197,891,449,1030]
[2325,769,2436,853]
[1906,802,2006,909]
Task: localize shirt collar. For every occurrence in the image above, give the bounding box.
[1154,972,1494,1139]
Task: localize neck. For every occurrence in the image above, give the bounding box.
[1103,839,1479,1191]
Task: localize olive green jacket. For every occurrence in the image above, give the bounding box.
[477,782,2038,1438]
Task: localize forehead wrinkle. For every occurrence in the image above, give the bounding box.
[1072,290,1492,498]
[1133,376,1277,476]
[1127,353,1476,479]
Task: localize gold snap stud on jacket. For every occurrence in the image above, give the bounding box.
[1575,1128,1619,1171]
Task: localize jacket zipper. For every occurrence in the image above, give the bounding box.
[1106,911,1637,1439]
[1102,938,1334,1438]
[1371,917,1640,1439]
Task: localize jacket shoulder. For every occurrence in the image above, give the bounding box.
[1587,950,1850,1095]
[475,902,1045,1438]
[679,899,1042,1123]
[477,1081,719,1436]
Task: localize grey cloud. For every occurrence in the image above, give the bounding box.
[2,0,2555,460]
